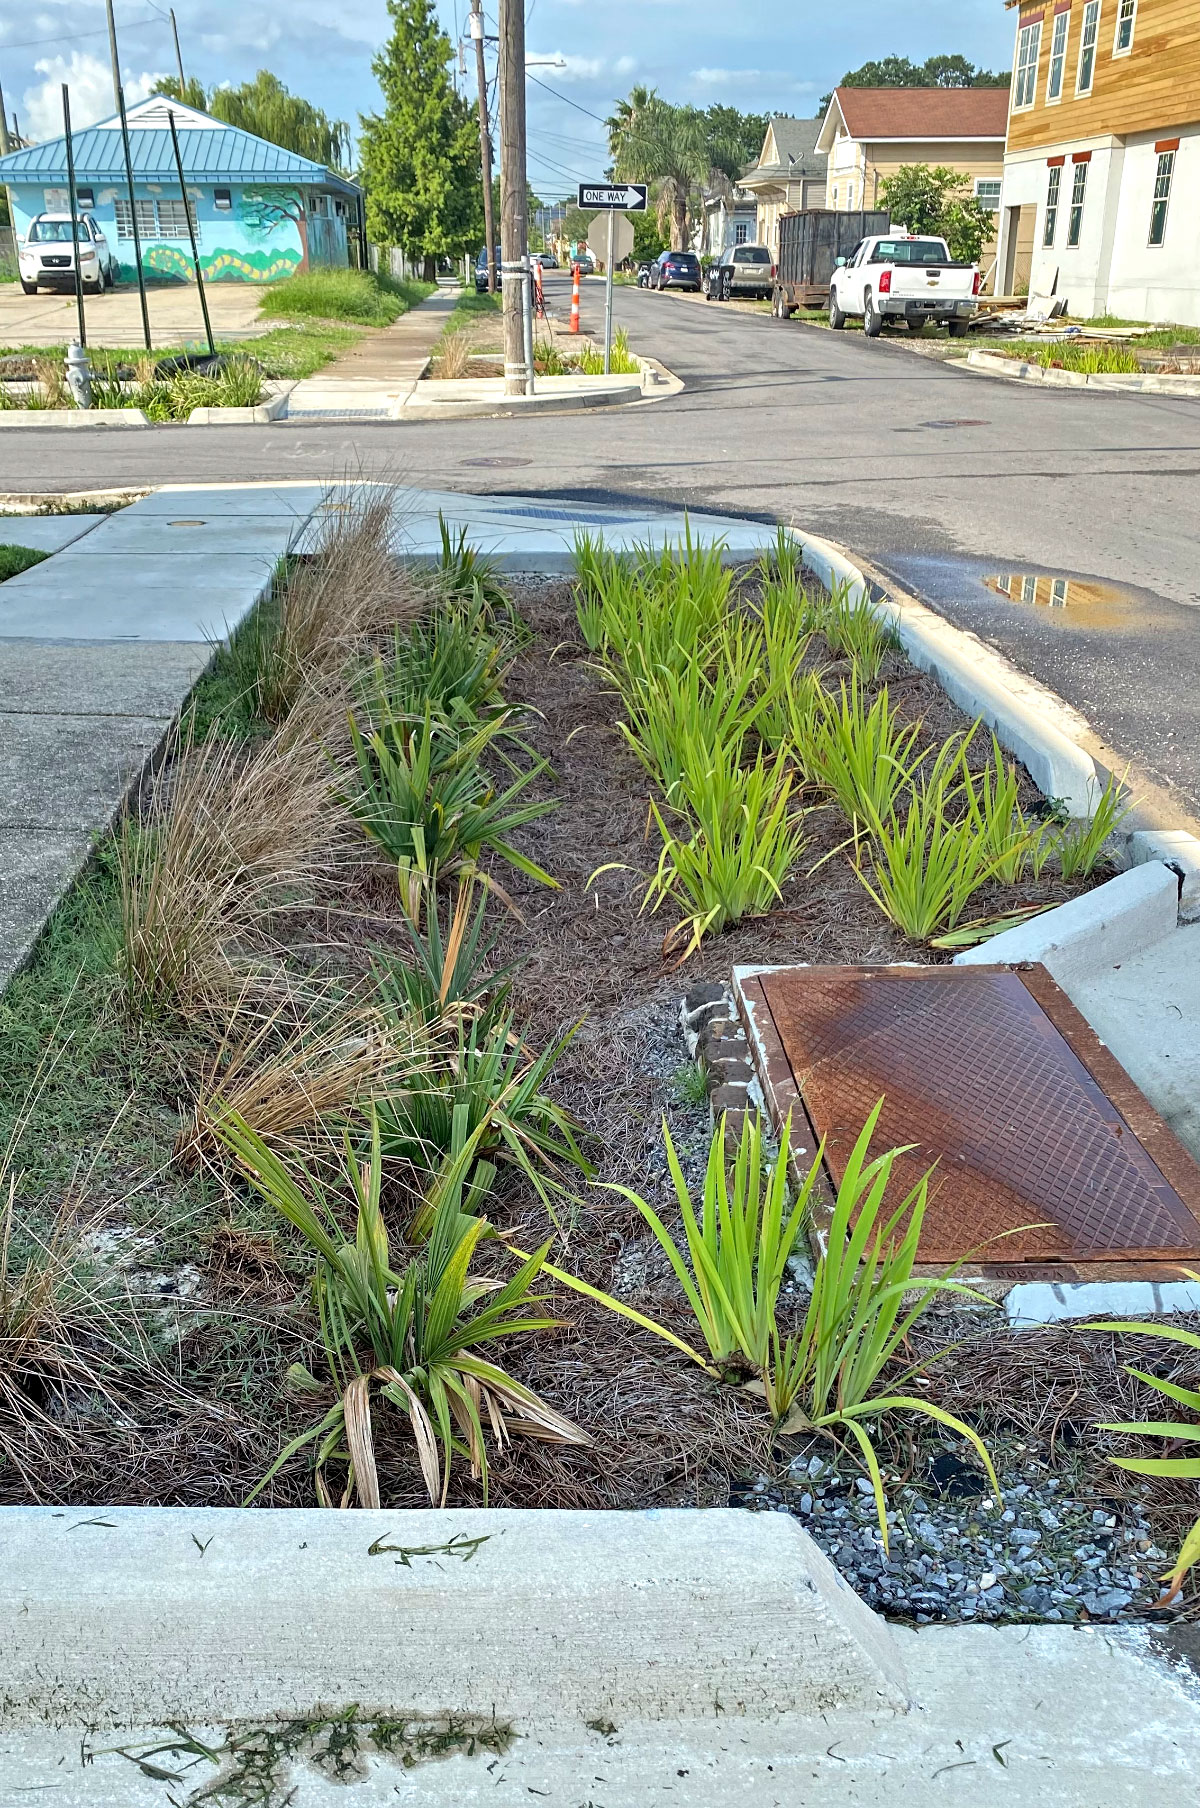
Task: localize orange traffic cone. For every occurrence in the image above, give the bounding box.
[569,263,580,333]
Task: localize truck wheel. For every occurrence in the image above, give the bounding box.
[829,290,846,330]
[863,292,883,337]
[906,318,926,334]
[948,318,970,338]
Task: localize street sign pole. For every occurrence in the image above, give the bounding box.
[603,249,614,374]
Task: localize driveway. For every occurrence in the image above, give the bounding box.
[1,273,1197,822]
[0,281,274,347]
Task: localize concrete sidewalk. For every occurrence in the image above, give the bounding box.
[287,290,456,416]
[0,282,274,349]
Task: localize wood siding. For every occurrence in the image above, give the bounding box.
[858,141,1005,208]
[1007,0,1200,149]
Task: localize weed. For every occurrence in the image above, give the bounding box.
[670,1061,710,1106]
[258,268,434,327]
[434,330,473,379]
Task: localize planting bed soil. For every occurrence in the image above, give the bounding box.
[1,541,1195,1629]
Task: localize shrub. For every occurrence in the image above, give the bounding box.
[215,1110,588,1506]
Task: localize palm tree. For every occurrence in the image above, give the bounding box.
[613,98,710,250]
[605,84,657,163]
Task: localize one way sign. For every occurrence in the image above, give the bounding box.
[578,182,648,212]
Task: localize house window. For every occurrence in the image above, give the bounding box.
[1148,149,1174,245]
[1046,9,1070,100]
[1050,578,1069,606]
[1067,159,1088,245]
[846,182,855,209]
[213,187,232,211]
[1021,575,1037,603]
[975,178,1002,211]
[76,185,95,209]
[1113,0,1136,53]
[1014,18,1042,108]
[1076,0,1101,92]
[1044,164,1062,243]
[113,196,196,239]
[733,220,748,244]
[831,185,839,205]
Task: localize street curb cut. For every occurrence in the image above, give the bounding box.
[0,1506,908,1730]
[187,386,293,425]
[789,529,1101,817]
[965,348,1200,396]
[1128,827,1200,910]
[953,860,1180,985]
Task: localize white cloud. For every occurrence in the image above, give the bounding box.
[690,67,815,93]
[22,52,165,139]
[613,55,638,76]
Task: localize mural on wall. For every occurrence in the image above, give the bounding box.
[115,245,302,284]
[240,186,308,268]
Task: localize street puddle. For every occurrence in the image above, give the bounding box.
[983,571,1142,628]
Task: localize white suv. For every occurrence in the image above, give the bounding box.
[19,214,118,296]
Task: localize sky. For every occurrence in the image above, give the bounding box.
[2,0,1016,187]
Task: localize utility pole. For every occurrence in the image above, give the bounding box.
[497,0,528,397]
[169,10,187,97]
[0,64,11,156]
[104,0,122,112]
[469,0,496,294]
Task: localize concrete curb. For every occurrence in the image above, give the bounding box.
[0,406,151,427]
[187,385,293,425]
[790,529,1101,817]
[1128,827,1200,911]
[0,1506,908,1730]
[391,377,644,419]
[953,860,1179,986]
[965,347,1200,395]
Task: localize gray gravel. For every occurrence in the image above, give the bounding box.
[744,1443,1169,1624]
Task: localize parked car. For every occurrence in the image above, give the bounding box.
[474,245,500,292]
[771,208,890,317]
[704,243,775,302]
[828,233,981,337]
[537,252,559,269]
[574,251,596,276]
[18,213,118,295]
[651,250,702,292]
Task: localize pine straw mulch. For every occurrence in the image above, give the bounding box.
[12,569,1188,1579]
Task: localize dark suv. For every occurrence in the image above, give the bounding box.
[704,243,774,301]
[652,250,702,292]
[474,246,500,292]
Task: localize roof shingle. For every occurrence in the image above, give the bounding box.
[834,86,1010,140]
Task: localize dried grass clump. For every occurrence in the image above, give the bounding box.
[178,985,428,1167]
[433,332,473,380]
[119,724,336,1022]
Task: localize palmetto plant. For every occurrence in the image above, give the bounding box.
[342,707,557,906]
[612,96,712,248]
[364,593,510,738]
[1089,1302,1200,1605]
[216,1109,588,1507]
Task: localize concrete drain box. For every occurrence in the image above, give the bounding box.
[737,963,1200,1282]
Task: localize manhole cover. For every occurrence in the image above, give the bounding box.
[167,519,207,526]
[749,964,1200,1266]
[919,419,990,428]
[458,456,534,467]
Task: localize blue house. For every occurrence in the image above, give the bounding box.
[0,95,363,283]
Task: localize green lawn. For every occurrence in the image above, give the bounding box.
[0,323,364,382]
[0,543,49,581]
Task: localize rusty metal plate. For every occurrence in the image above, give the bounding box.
[756,964,1200,1265]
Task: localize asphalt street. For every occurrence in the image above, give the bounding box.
[2,273,1197,817]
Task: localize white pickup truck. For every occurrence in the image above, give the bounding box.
[829,233,981,338]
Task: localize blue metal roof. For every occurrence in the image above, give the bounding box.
[0,112,359,197]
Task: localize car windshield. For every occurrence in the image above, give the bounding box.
[28,219,91,243]
[733,247,770,263]
[869,239,951,264]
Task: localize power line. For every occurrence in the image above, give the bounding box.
[526,72,609,124]
[2,12,164,52]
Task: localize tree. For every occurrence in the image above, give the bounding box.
[154,72,353,167]
[359,0,483,279]
[632,212,666,262]
[605,84,657,162]
[613,97,711,249]
[153,74,209,112]
[879,164,994,263]
[701,104,768,173]
[817,53,1010,116]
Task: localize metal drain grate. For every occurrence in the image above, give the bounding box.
[755,964,1200,1265]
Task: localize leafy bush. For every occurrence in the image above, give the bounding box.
[259,268,433,327]
[216,1109,587,1505]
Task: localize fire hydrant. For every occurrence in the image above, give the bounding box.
[65,341,92,410]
